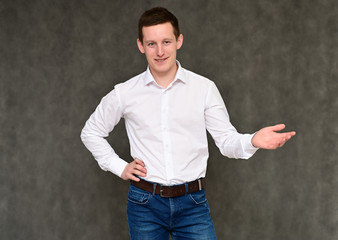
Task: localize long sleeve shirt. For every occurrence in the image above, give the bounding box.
[81,62,258,185]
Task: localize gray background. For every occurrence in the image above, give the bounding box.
[1,0,338,239]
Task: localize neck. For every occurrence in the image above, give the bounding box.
[150,64,178,88]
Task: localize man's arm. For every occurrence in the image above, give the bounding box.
[251,124,296,149]
[205,81,258,159]
[80,89,129,177]
[205,81,295,158]
[81,88,148,182]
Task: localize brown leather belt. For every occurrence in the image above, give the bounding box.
[131,178,205,198]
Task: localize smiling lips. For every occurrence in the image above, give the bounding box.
[155,57,169,63]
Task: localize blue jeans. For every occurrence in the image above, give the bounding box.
[127,183,217,240]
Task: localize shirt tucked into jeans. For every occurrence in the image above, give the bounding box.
[81,61,259,239]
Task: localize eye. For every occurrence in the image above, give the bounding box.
[147,42,155,47]
[164,41,171,45]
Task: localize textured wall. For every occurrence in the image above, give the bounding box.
[1,0,338,239]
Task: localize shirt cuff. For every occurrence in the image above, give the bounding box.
[243,133,259,157]
[105,157,129,178]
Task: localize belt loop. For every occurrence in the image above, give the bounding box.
[198,179,202,191]
[184,183,188,195]
[152,183,157,196]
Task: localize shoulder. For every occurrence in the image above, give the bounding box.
[182,67,215,88]
[114,71,146,91]
[102,71,146,103]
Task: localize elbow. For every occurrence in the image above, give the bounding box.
[80,127,88,143]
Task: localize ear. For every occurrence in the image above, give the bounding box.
[137,38,145,54]
[176,34,183,50]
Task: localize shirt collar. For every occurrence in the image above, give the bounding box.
[143,60,188,86]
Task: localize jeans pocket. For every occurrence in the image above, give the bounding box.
[189,189,208,205]
[128,186,151,205]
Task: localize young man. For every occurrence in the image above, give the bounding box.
[81,7,295,240]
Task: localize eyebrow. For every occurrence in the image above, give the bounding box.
[144,38,174,44]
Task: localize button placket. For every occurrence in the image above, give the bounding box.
[161,89,174,183]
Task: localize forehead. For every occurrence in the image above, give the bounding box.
[142,22,175,42]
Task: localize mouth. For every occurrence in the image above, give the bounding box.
[155,57,169,63]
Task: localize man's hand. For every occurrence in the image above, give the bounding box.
[121,158,147,182]
[252,124,296,149]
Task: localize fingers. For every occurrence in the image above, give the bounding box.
[270,123,286,132]
[130,160,147,178]
[134,158,147,174]
[275,131,296,148]
[279,132,296,144]
[271,124,296,137]
[129,173,142,182]
[134,158,146,167]
[121,158,147,181]
[270,124,296,148]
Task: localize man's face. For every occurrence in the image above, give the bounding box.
[137,22,183,79]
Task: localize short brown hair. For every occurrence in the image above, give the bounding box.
[138,7,180,43]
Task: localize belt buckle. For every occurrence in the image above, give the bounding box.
[159,185,166,197]
[159,185,171,198]
[159,185,165,197]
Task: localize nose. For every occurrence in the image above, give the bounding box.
[157,45,164,57]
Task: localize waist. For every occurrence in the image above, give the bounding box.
[131,178,206,198]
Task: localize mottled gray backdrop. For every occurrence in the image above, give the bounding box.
[1,0,338,239]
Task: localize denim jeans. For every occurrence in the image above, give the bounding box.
[127,183,217,240]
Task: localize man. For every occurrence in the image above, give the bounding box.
[81,7,296,240]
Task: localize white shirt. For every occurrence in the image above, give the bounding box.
[81,62,258,185]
